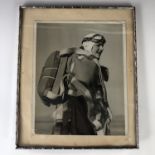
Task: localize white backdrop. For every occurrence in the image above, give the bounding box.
[0,0,155,155]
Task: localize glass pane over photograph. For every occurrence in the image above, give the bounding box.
[34,22,127,136]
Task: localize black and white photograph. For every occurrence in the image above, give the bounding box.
[35,23,126,136]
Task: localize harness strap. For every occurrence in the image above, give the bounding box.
[52,56,68,94]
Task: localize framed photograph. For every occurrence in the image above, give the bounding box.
[16,6,138,148]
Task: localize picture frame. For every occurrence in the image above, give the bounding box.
[16,6,138,148]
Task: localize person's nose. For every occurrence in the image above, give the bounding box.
[100,45,104,51]
[98,46,103,53]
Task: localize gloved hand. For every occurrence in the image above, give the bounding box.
[92,113,102,130]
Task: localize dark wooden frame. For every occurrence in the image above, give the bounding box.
[16,6,138,149]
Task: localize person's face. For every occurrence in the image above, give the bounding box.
[91,43,104,59]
